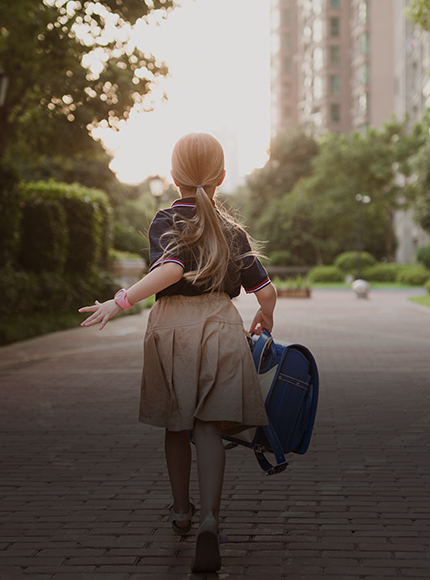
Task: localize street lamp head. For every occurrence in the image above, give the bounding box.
[0,67,9,108]
[356,194,371,203]
[148,175,165,198]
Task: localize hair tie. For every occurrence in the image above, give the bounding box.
[196,185,204,189]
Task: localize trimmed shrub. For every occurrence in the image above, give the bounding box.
[17,193,68,273]
[416,244,430,270]
[113,222,147,255]
[334,251,376,273]
[0,266,117,317]
[361,263,401,282]
[21,181,112,275]
[0,162,23,267]
[268,250,293,266]
[308,265,344,282]
[396,264,430,286]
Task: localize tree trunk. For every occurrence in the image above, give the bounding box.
[314,243,323,266]
[0,108,8,160]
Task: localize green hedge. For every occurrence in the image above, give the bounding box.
[308,265,344,282]
[113,222,147,255]
[17,194,68,273]
[20,180,112,276]
[396,264,430,286]
[416,244,430,270]
[0,162,22,267]
[0,266,117,317]
[268,250,293,266]
[334,251,376,273]
[362,263,400,282]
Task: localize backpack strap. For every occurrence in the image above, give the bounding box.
[253,422,289,476]
[251,329,273,372]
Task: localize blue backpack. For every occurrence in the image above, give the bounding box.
[223,330,319,475]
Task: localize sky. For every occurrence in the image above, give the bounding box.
[93,0,271,189]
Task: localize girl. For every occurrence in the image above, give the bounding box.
[79,133,277,573]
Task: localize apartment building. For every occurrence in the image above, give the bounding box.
[270,0,430,261]
[271,0,430,133]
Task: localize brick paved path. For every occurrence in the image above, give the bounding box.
[0,289,429,580]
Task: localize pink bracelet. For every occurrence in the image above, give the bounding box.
[114,288,134,310]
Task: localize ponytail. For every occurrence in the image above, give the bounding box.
[183,187,229,291]
[159,133,258,292]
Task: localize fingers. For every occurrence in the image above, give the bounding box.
[99,314,110,330]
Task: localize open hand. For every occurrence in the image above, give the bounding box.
[78,299,123,330]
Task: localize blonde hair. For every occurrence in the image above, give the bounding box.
[161,132,256,292]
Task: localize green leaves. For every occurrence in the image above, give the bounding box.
[406,0,430,31]
[0,0,176,160]
[241,118,428,266]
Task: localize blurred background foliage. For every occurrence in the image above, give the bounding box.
[1,0,430,345]
[239,117,430,267]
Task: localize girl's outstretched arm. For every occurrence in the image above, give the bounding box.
[249,282,277,334]
[78,262,183,330]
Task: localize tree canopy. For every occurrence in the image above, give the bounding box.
[0,0,175,170]
[240,119,427,266]
[406,0,430,31]
[244,129,319,261]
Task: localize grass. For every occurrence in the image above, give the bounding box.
[408,294,430,309]
[311,281,426,290]
[0,300,151,347]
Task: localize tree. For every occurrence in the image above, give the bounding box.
[0,0,176,162]
[280,119,427,265]
[238,119,427,266]
[406,113,430,235]
[244,128,319,259]
[406,0,430,31]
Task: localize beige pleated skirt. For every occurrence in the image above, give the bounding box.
[139,293,268,432]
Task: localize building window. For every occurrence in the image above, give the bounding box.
[359,62,370,84]
[283,33,292,50]
[330,0,340,8]
[313,18,323,42]
[358,92,369,115]
[313,108,323,127]
[359,31,369,54]
[330,46,340,66]
[282,9,292,26]
[313,47,324,71]
[283,81,292,96]
[313,75,324,100]
[330,17,340,37]
[330,75,340,94]
[284,105,292,121]
[330,103,340,122]
[313,0,322,14]
[358,1,369,25]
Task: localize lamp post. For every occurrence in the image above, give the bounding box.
[0,67,9,159]
[148,175,165,212]
[355,193,371,279]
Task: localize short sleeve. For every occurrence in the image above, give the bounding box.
[148,211,186,272]
[239,232,271,293]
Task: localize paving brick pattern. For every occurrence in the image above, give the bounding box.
[0,289,429,579]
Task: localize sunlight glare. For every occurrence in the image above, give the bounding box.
[93,0,271,188]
